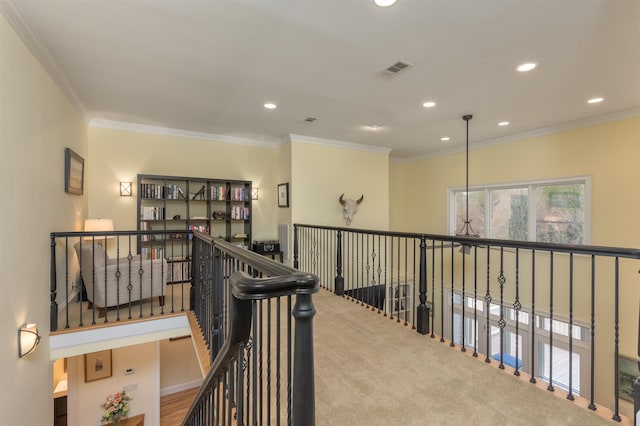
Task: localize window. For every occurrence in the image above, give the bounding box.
[450,177,589,244]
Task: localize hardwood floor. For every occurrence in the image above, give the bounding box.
[160,387,198,426]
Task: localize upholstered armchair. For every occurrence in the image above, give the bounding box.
[74,242,167,310]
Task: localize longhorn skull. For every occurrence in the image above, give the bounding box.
[339,194,364,226]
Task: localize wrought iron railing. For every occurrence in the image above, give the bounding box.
[294,223,640,422]
[50,229,193,331]
[183,232,319,425]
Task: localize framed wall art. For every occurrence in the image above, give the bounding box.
[65,147,84,195]
[278,182,289,208]
[85,349,112,382]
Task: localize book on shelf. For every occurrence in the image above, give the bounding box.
[210,185,226,201]
[168,260,191,283]
[141,247,164,259]
[230,186,248,201]
[140,206,165,220]
[188,224,209,238]
[230,205,250,220]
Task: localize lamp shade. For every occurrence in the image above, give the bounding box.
[19,323,40,357]
[84,218,114,232]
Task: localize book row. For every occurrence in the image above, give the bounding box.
[211,185,250,201]
[140,183,186,199]
[140,183,250,201]
[230,206,250,220]
[141,206,165,220]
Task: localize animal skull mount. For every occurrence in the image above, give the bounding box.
[339,194,364,226]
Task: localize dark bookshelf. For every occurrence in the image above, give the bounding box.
[137,174,252,284]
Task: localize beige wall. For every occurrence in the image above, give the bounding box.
[0,12,88,426]
[390,117,640,247]
[67,342,159,425]
[290,139,390,230]
[160,338,202,394]
[87,126,280,241]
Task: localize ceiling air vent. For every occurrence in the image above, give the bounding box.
[379,60,413,79]
[304,117,317,123]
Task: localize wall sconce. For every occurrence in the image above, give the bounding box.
[120,181,132,196]
[19,323,41,357]
[251,187,259,200]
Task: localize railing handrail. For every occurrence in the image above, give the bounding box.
[294,223,640,259]
[183,232,319,425]
[51,229,188,238]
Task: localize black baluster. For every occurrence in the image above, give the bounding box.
[450,245,455,347]
[287,295,292,425]
[384,236,388,317]
[50,235,58,332]
[473,245,478,357]
[461,245,466,352]
[440,241,445,343]
[293,225,299,269]
[276,297,281,425]
[431,239,435,339]
[612,257,621,422]
[588,255,596,410]
[530,250,537,384]
[335,230,344,296]
[514,248,521,376]
[548,252,555,392]
[498,247,506,369]
[484,246,491,363]
[567,253,574,400]
[390,237,394,320]
[417,236,429,335]
[396,237,400,323]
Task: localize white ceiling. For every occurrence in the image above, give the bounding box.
[4,0,640,159]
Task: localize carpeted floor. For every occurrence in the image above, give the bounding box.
[312,288,623,426]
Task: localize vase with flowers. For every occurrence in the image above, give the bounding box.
[101,390,132,425]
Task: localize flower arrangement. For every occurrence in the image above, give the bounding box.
[100,390,132,424]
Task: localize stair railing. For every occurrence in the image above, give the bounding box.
[294,223,640,422]
[184,232,319,425]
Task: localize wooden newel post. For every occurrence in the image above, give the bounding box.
[335,230,344,296]
[416,235,430,335]
[50,235,58,332]
[293,224,299,270]
[292,292,316,426]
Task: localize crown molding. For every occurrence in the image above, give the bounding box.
[90,119,281,148]
[0,0,90,122]
[290,134,392,154]
[391,107,640,163]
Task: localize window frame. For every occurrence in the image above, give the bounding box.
[447,175,592,244]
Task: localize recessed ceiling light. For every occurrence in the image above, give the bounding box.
[587,97,604,104]
[441,137,450,142]
[374,0,398,6]
[498,121,510,126]
[422,101,436,108]
[369,124,381,130]
[516,62,537,72]
[264,103,277,109]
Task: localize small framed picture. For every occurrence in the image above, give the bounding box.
[618,355,639,402]
[64,148,84,195]
[85,349,112,382]
[278,183,289,208]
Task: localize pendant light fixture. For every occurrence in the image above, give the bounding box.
[456,114,479,238]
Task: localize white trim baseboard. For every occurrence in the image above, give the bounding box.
[160,379,203,397]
